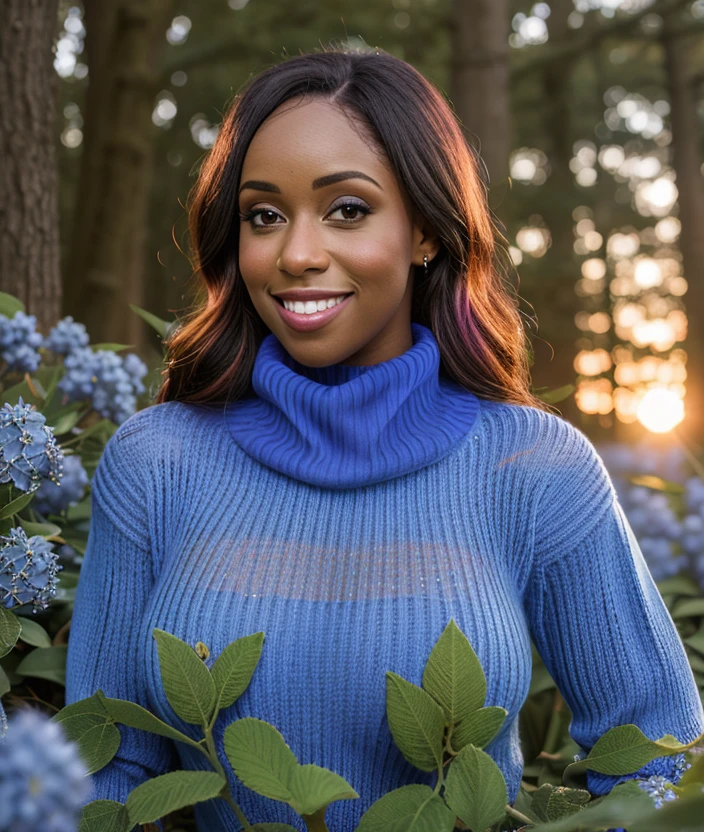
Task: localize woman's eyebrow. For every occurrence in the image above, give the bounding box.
[238,170,383,195]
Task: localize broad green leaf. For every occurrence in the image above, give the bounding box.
[18,520,62,540]
[630,475,684,494]
[539,384,575,405]
[223,717,298,802]
[628,786,704,832]
[0,607,21,657]
[677,747,704,787]
[684,625,704,656]
[563,724,681,778]
[656,575,701,597]
[79,800,131,832]
[1,379,41,409]
[0,292,25,317]
[50,407,87,436]
[444,744,507,832]
[451,705,507,751]
[100,695,204,751]
[356,784,455,832]
[422,619,486,737]
[529,784,591,823]
[671,598,704,619]
[153,628,216,726]
[126,770,226,825]
[17,615,52,647]
[52,692,121,774]
[210,631,264,712]
[15,644,67,685]
[287,763,358,816]
[129,304,170,338]
[0,663,9,696]
[0,490,35,519]
[385,671,446,772]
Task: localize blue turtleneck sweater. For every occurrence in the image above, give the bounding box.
[65,323,704,831]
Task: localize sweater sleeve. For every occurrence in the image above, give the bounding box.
[523,419,704,796]
[65,414,178,819]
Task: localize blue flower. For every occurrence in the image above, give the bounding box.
[42,316,90,357]
[32,454,89,517]
[0,527,62,614]
[58,348,149,425]
[0,312,44,374]
[635,756,690,810]
[0,707,92,831]
[0,397,64,493]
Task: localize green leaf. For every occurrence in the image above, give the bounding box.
[52,694,121,775]
[443,743,507,832]
[671,598,704,619]
[100,695,204,751]
[564,724,678,779]
[129,305,170,338]
[451,705,507,751]
[79,800,131,832]
[288,764,359,816]
[422,619,486,738]
[17,615,52,647]
[223,717,299,802]
[18,520,62,540]
[0,490,35,519]
[50,407,89,436]
[629,474,684,494]
[356,784,456,832]
[15,644,67,684]
[89,343,135,353]
[529,784,591,823]
[210,631,264,713]
[126,770,226,825]
[385,671,446,772]
[152,628,216,726]
[656,575,702,597]
[0,663,10,696]
[0,606,22,657]
[539,384,575,405]
[685,625,704,656]
[0,292,25,317]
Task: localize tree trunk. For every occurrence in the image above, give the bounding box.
[661,21,704,454]
[0,0,61,332]
[64,0,174,348]
[449,0,511,190]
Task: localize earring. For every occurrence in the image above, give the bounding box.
[423,254,429,277]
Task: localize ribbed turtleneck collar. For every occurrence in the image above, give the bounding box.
[223,322,481,489]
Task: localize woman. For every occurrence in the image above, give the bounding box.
[65,47,703,831]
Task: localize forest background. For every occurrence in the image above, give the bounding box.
[4,0,704,450]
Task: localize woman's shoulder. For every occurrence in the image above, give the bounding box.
[110,399,223,443]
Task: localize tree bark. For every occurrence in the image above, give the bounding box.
[661,20,704,453]
[0,0,61,332]
[64,0,174,348]
[449,0,511,190]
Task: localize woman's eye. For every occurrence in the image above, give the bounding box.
[239,201,371,230]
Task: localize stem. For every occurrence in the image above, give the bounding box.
[542,690,564,757]
[203,726,253,830]
[301,808,330,831]
[505,803,534,825]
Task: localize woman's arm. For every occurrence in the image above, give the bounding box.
[523,420,704,796]
[65,415,178,816]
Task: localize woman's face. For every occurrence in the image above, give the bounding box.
[237,97,438,367]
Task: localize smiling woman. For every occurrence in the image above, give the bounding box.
[64,45,704,832]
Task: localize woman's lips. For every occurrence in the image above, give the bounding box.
[272,294,353,332]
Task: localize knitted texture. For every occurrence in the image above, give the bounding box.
[65,326,704,831]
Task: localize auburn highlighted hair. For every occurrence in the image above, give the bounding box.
[155,45,551,414]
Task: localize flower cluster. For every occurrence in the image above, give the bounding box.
[0,707,92,832]
[636,774,678,808]
[0,312,44,374]
[59,347,148,425]
[42,316,90,356]
[597,441,704,587]
[32,453,89,517]
[0,397,63,493]
[0,526,61,614]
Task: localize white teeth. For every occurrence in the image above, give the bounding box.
[282,294,349,314]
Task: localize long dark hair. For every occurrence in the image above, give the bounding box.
[155,46,551,413]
